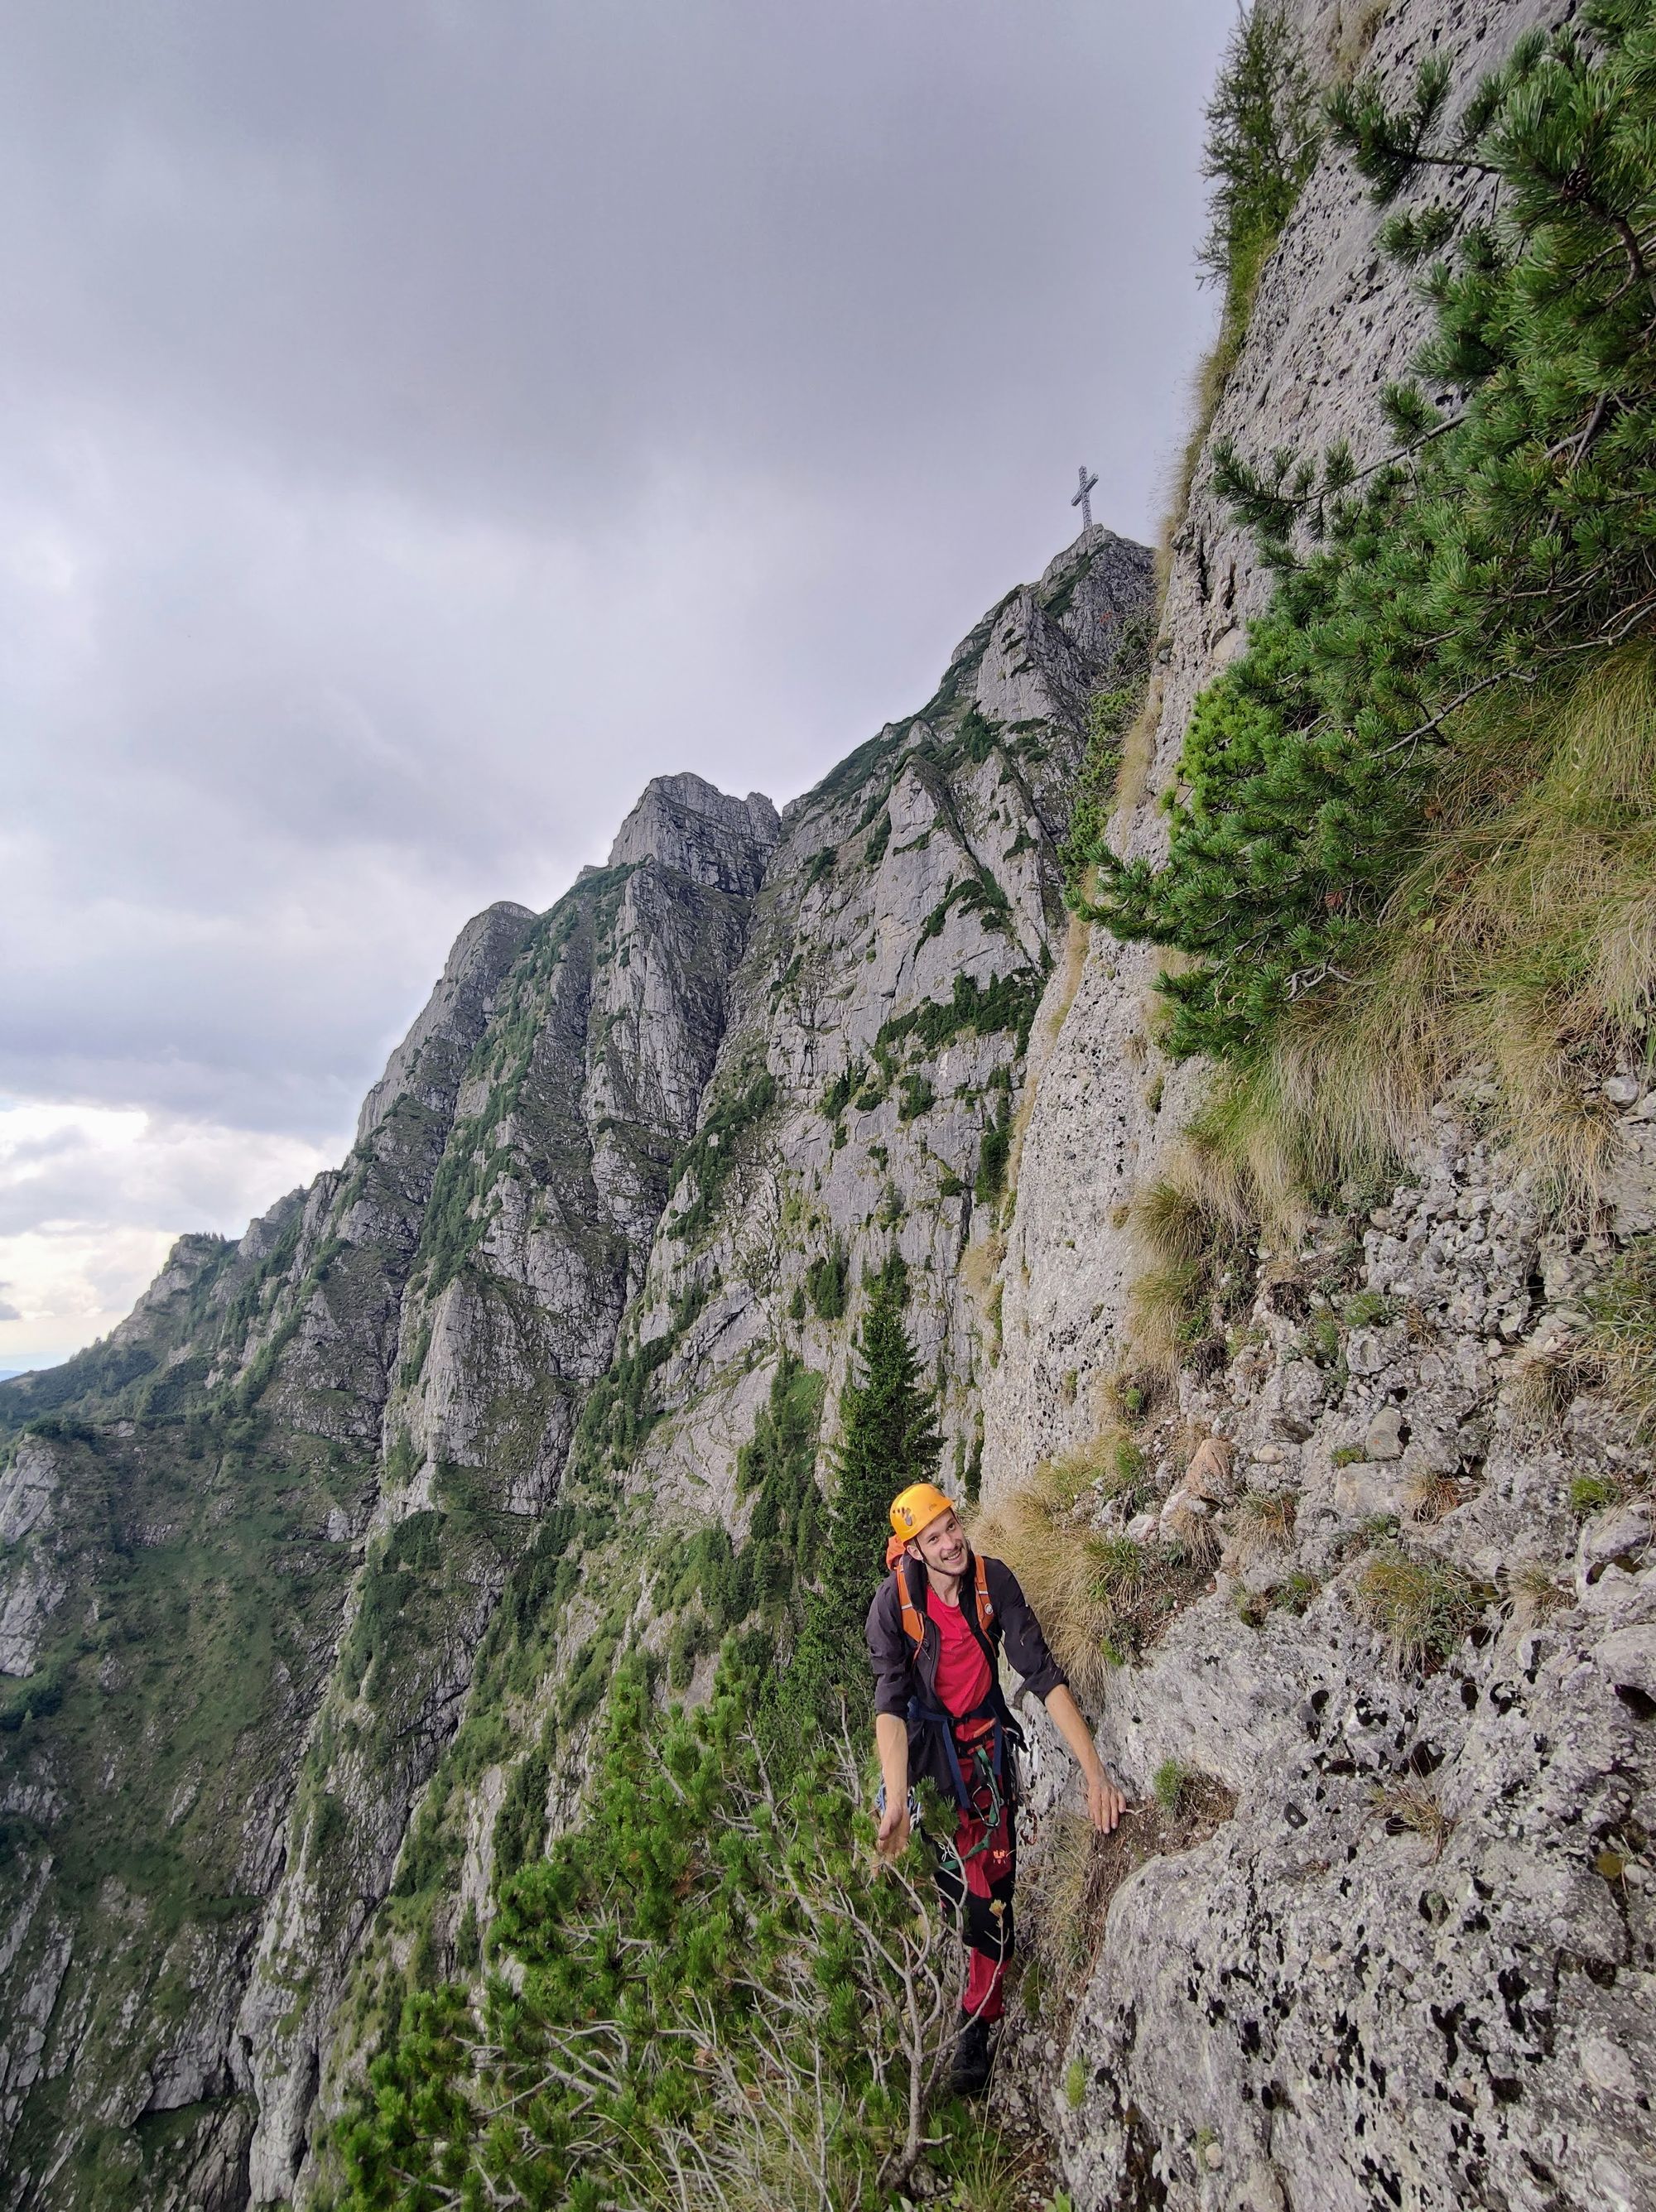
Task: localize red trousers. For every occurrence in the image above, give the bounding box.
[932,1717,1015,2022]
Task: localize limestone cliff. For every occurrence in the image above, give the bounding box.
[983,3,1656,2207]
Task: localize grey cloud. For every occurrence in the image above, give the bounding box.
[0,0,1232,1196]
[0,2,1228,524]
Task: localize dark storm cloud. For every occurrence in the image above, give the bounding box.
[0,0,1232,1354]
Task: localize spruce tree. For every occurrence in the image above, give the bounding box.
[783,1252,941,1724]
[821,1252,942,1634]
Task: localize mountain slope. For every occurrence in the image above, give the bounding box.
[0,527,1152,2211]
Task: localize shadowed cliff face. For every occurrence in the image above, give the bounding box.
[236,777,783,2204]
[0,894,536,2212]
[0,527,1152,2210]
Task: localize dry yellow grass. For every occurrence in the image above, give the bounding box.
[1509,1561,1569,1627]
[1126,1146,1259,1372]
[1113,671,1166,819]
[1253,651,1656,1215]
[970,1478,1119,1702]
[1048,911,1091,1041]
[960,1225,1004,1315]
[971,1448,1220,1695]
[1371,1778,1454,1859]
[1585,1234,1656,1439]
[1225,1488,1297,1565]
[1403,1469,1462,1524]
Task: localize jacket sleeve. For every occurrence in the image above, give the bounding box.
[865,1577,914,1719]
[987,1557,1068,1701]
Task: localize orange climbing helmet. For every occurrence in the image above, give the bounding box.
[885,1481,956,1566]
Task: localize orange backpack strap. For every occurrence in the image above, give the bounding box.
[898,1559,925,1649]
[974,1554,995,1640]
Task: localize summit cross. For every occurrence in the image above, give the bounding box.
[1071,464,1100,532]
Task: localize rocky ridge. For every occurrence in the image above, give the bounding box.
[0,527,1152,2209]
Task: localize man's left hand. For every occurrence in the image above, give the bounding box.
[1085,1766,1126,1835]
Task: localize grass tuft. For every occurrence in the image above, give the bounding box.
[1371,1779,1454,1859]
[1403,1469,1462,1524]
[1584,1233,1656,1439]
[1152,1757,1194,1815]
[1230,654,1656,1216]
[1355,1546,1487,1670]
[1129,1150,1258,1369]
[1567,1472,1623,1517]
[1228,1488,1297,1561]
[1509,1562,1569,1625]
[1275,1569,1321,1616]
[970,1469,1210,1698]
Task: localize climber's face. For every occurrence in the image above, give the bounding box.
[912,1508,968,1579]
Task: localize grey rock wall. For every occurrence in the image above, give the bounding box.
[974,5,1653,2206]
[237,791,781,2206]
[1053,1084,1655,2212]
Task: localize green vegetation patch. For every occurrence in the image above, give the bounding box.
[338,1658,1024,2212]
[1355,1545,1489,1671]
[672,1071,778,1245]
[1073,4,1656,1191]
[876,967,1043,1063]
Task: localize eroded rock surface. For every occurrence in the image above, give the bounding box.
[980,4,1654,2205]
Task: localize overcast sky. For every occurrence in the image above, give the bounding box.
[0,0,1234,1372]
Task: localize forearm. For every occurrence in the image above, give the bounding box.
[875,1712,909,1806]
[1043,1684,1105,1782]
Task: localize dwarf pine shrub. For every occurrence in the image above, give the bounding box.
[338,1662,1006,2211]
[1076,4,1656,1088]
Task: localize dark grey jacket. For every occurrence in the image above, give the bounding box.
[864,1550,1067,1800]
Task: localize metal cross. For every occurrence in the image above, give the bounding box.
[1071,464,1099,531]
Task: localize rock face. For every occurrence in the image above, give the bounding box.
[979,2,1654,2206]
[236,780,780,2205]
[1050,1086,1656,2212]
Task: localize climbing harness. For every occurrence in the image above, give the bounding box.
[888,1552,1024,1825]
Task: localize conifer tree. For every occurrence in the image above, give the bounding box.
[818,1251,941,1640]
[1075,1,1656,1062]
[1199,4,1321,321]
[777,1252,941,1728]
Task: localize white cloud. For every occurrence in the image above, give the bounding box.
[0,1100,332,1370]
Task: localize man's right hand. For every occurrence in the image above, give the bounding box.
[875,1798,911,1860]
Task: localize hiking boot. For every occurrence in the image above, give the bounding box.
[950,2012,994,2099]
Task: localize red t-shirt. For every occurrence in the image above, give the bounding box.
[927,1586,992,1718]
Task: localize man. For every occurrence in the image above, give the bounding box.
[866,1480,1126,2095]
